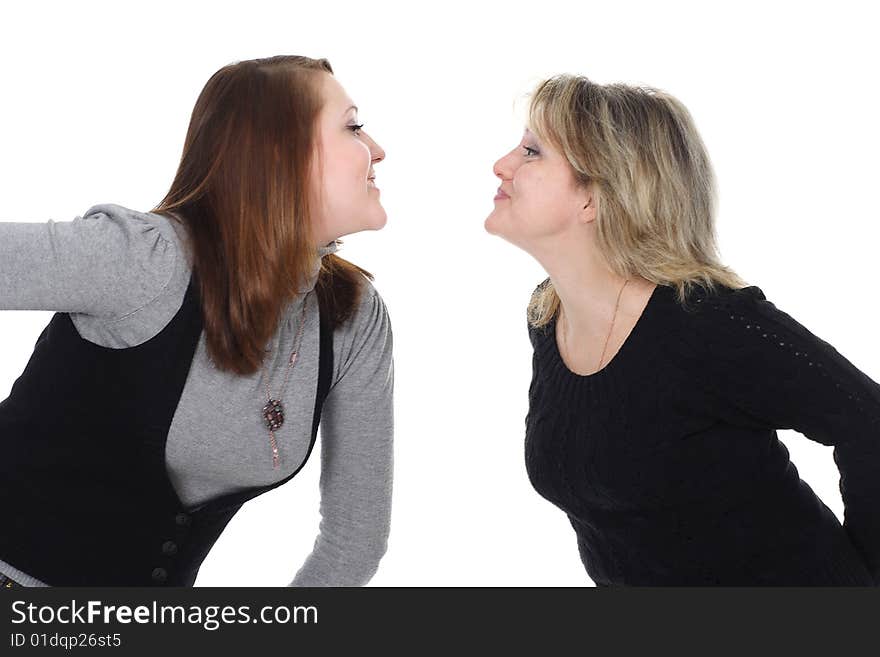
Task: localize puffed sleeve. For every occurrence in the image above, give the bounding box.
[677,285,880,582]
[290,282,394,586]
[0,204,177,318]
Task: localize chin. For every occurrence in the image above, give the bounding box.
[354,215,387,233]
[484,214,500,236]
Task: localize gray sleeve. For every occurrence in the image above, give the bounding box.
[0,209,176,318]
[290,283,394,586]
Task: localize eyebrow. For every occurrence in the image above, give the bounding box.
[344,105,358,116]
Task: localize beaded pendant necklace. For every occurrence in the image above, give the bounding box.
[260,291,310,469]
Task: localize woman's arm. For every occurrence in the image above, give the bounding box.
[0,204,176,316]
[290,284,394,586]
[678,285,880,582]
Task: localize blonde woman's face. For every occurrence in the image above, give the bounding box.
[485,128,588,250]
[309,73,386,245]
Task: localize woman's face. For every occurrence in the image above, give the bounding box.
[309,72,386,245]
[485,128,591,252]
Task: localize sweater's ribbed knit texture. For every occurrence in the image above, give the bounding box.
[525,280,879,586]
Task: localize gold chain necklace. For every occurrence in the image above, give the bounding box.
[560,278,630,373]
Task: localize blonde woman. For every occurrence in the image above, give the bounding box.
[0,56,393,587]
[485,75,879,586]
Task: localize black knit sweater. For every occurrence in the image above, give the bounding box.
[525,280,880,586]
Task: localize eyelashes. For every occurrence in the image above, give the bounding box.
[522,146,539,156]
[348,123,365,135]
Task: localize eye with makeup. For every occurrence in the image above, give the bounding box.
[522,145,539,157]
[348,123,365,135]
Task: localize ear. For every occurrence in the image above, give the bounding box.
[579,188,596,225]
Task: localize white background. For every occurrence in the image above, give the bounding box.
[1,0,878,586]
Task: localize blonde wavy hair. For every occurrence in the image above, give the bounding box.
[525,74,749,328]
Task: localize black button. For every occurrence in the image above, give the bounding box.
[161,540,178,555]
[151,567,167,582]
[174,513,191,527]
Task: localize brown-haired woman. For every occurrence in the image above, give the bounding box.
[485,74,879,586]
[0,55,393,587]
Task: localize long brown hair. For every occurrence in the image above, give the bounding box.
[524,74,749,327]
[150,55,372,376]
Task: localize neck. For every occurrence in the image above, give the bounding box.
[532,231,635,336]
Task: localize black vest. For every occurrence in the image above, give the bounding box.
[0,270,333,586]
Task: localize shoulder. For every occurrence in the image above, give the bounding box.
[349,276,387,324]
[75,203,182,294]
[682,283,801,334]
[687,283,829,354]
[78,202,182,302]
[669,283,768,335]
[70,204,188,345]
[665,281,830,372]
[332,277,391,350]
[328,276,392,385]
[80,203,180,251]
[691,283,767,306]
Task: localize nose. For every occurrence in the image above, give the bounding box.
[493,150,515,181]
[366,133,385,163]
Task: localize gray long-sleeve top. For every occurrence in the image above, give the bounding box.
[0,203,394,586]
